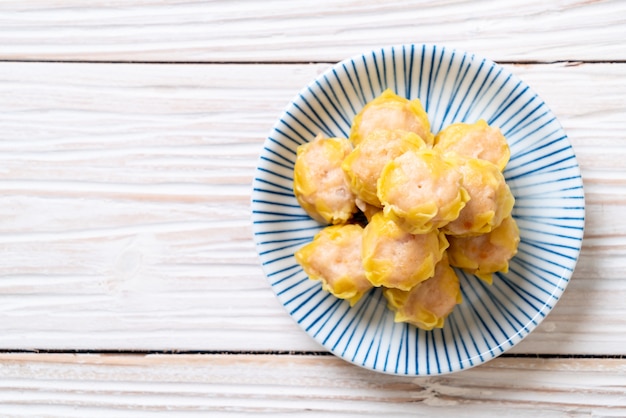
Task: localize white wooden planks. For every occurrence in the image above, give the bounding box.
[0,353,624,416]
[0,0,624,62]
[0,61,625,354]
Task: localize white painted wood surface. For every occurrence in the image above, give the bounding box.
[0,0,624,62]
[0,354,624,416]
[1,61,625,354]
[1,0,625,414]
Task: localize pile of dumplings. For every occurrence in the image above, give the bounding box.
[293,89,520,331]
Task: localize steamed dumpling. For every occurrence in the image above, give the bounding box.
[443,157,515,236]
[293,134,357,224]
[447,216,520,284]
[434,119,510,171]
[342,129,426,207]
[350,89,433,146]
[377,148,470,234]
[295,224,372,306]
[383,255,462,330]
[362,211,448,291]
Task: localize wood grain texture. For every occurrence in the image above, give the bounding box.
[0,61,625,354]
[0,0,625,62]
[0,353,624,416]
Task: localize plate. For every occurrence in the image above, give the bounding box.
[251,44,585,375]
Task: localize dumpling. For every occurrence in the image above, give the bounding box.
[377,148,470,234]
[447,216,520,284]
[295,224,372,306]
[362,212,448,291]
[383,256,462,330]
[342,129,426,207]
[350,89,433,146]
[443,157,515,237]
[293,134,357,224]
[434,119,510,171]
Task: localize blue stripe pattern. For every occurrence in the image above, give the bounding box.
[251,44,585,376]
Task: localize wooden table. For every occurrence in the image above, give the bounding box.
[0,1,625,415]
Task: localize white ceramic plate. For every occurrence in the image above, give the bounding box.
[251,44,585,375]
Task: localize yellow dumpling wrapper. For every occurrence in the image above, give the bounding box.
[444,157,515,237]
[434,119,510,171]
[342,129,426,207]
[377,148,470,234]
[362,212,448,291]
[383,256,462,331]
[295,224,372,306]
[356,199,382,223]
[350,89,434,146]
[447,216,520,284]
[293,134,357,224]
